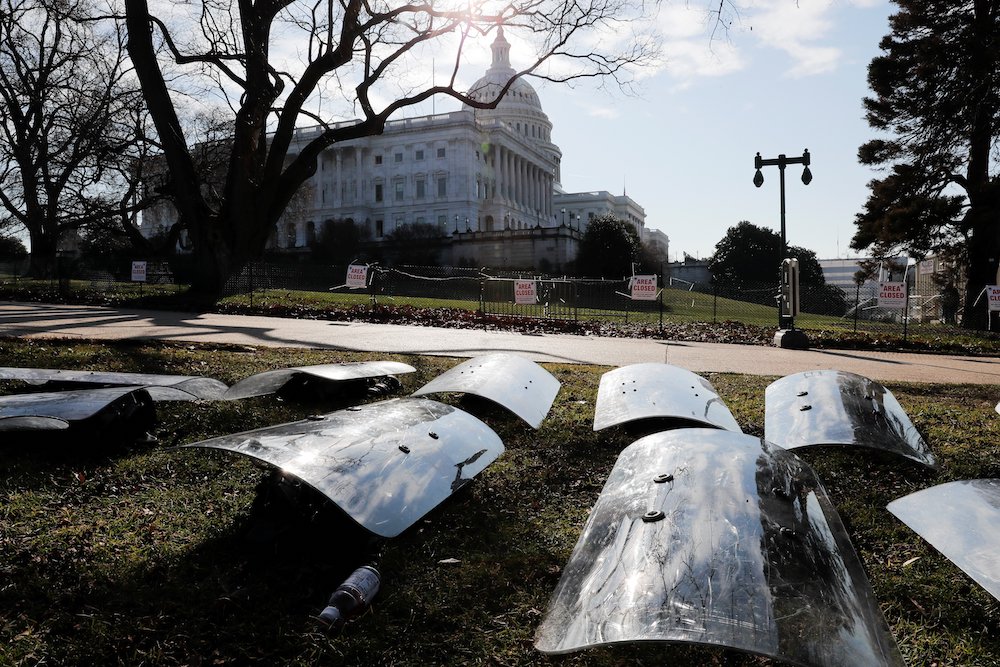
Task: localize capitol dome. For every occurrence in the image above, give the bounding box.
[465,27,553,143]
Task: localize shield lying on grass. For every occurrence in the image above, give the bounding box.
[593,363,741,432]
[888,479,1000,602]
[0,387,155,434]
[222,361,416,400]
[765,370,935,469]
[0,367,228,401]
[182,398,503,537]
[411,353,559,428]
[535,428,903,666]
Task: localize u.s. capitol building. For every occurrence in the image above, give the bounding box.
[142,28,650,272]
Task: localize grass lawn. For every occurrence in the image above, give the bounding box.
[1,338,999,665]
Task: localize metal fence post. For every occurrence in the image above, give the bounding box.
[659,286,664,332]
[479,277,486,330]
[854,282,860,333]
[903,283,910,342]
[574,281,579,322]
[713,283,718,324]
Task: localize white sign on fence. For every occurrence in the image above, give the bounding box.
[513,279,537,305]
[346,264,368,289]
[987,285,1000,312]
[630,275,658,301]
[877,281,907,309]
[131,261,147,282]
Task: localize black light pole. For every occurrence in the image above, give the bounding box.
[753,149,812,331]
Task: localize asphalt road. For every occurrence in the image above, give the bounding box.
[2,301,999,385]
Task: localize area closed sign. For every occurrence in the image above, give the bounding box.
[630,275,657,300]
[131,261,147,282]
[514,280,537,305]
[346,264,368,289]
[877,281,906,309]
[988,285,1000,312]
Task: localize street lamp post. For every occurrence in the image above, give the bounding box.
[754,149,813,346]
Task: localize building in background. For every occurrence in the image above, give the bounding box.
[665,254,711,288]
[644,228,670,265]
[142,28,647,273]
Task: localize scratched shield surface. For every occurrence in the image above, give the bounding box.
[0,387,154,429]
[535,428,903,667]
[888,479,1000,602]
[223,361,416,400]
[412,353,560,429]
[0,367,228,401]
[765,370,935,469]
[183,397,503,537]
[593,363,742,432]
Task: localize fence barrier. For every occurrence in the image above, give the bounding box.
[5,258,998,344]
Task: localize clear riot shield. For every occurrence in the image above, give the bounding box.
[412,353,559,428]
[535,428,903,667]
[593,363,741,432]
[888,479,1000,601]
[183,397,503,537]
[765,370,935,468]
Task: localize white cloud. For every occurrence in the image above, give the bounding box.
[743,0,845,77]
[648,0,886,83]
[588,106,621,120]
[634,4,748,85]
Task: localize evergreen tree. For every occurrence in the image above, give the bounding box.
[853,0,1000,329]
[710,221,825,286]
[574,214,640,279]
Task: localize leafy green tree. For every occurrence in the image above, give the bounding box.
[385,223,443,267]
[0,236,27,259]
[710,221,845,314]
[575,214,640,278]
[710,221,825,285]
[852,0,1000,329]
[310,220,364,264]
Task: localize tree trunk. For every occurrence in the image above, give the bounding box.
[961,197,1000,329]
[188,220,238,300]
[26,230,58,279]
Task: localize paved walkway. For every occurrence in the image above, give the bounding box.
[2,301,999,385]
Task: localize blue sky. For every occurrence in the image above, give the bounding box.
[421,0,897,262]
[546,0,896,262]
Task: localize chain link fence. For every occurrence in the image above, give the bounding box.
[9,257,1000,343]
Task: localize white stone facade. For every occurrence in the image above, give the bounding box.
[141,28,648,271]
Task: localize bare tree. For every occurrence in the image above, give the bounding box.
[0,0,151,278]
[124,0,660,297]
